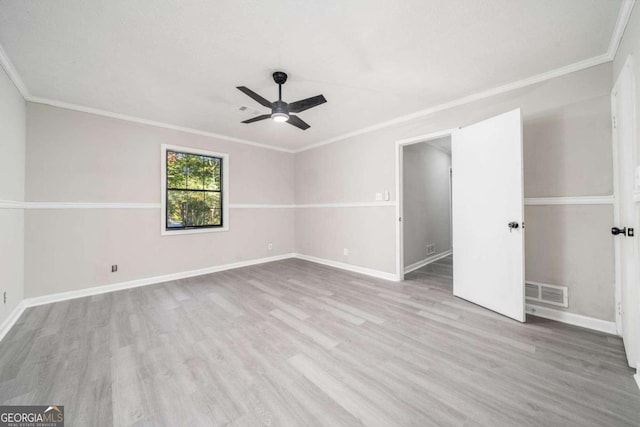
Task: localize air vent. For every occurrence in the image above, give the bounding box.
[525,283,538,298]
[525,281,568,307]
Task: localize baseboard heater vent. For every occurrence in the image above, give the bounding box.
[525,281,568,307]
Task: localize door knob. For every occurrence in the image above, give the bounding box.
[508,221,520,232]
[612,227,634,237]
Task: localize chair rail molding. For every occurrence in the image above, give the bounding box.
[0,200,397,210]
[524,195,614,205]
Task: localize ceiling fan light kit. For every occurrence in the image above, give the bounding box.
[271,112,289,122]
[237,71,327,130]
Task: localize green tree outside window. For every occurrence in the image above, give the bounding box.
[166,151,222,229]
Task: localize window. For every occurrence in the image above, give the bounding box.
[161,145,229,235]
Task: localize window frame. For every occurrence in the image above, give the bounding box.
[160,144,229,236]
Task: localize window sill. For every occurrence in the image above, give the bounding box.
[161,226,229,236]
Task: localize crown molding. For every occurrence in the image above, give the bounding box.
[0,41,294,154]
[293,1,636,154]
[608,0,636,60]
[26,95,295,153]
[0,43,28,97]
[293,53,612,153]
[0,1,634,155]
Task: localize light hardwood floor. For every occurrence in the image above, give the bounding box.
[1,257,638,426]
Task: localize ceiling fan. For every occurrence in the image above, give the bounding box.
[237,71,327,130]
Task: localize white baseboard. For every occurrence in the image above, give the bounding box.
[293,253,398,282]
[526,303,617,335]
[0,301,28,342]
[0,252,398,342]
[27,253,297,308]
[404,249,453,274]
[0,253,296,342]
[1,253,619,344]
[635,372,640,391]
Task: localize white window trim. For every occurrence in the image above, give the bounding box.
[160,144,230,236]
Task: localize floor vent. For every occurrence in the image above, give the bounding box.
[525,281,568,307]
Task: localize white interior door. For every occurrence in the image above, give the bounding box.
[612,57,639,370]
[452,109,525,322]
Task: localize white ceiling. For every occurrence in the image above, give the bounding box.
[0,0,624,151]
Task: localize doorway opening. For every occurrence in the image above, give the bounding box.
[400,135,453,292]
[395,129,454,284]
[395,109,526,322]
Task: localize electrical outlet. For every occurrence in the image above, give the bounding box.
[375,192,383,201]
[268,243,273,250]
[426,244,436,255]
[343,248,349,256]
[111,265,118,273]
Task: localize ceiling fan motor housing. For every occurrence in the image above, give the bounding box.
[272,100,288,115]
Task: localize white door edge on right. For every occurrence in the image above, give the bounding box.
[612,55,639,369]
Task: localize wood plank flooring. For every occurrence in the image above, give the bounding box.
[1,257,638,426]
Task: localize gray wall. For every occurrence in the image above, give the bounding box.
[0,64,25,325]
[24,103,295,298]
[16,59,618,323]
[295,63,615,321]
[402,140,452,268]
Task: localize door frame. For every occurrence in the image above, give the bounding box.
[394,129,455,281]
[611,55,639,367]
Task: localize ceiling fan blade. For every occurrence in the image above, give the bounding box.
[286,115,310,130]
[236,86,273,109]
[288,94,327,113]
[241,114,271,124]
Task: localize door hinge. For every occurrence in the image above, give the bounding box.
[612,116,617,129]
